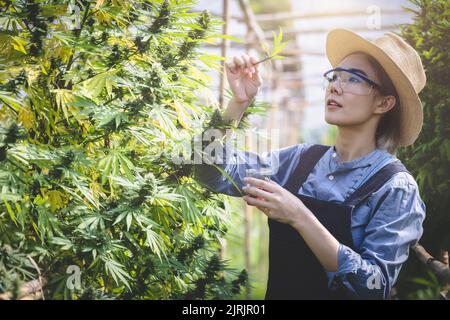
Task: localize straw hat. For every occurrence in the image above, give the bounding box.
[325,28,427,147]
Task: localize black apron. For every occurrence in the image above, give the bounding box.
[265,144,408,300]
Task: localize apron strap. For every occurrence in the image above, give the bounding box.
[285,144,330,193]
[344,160,410,207]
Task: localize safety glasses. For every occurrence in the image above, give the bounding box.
[323,67,382,96]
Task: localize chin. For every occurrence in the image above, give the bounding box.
[324,112,344,125]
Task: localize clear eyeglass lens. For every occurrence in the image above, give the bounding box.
[322,76,331,90]
[323,70,373,95]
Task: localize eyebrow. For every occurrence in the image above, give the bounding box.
[347,68,368,77]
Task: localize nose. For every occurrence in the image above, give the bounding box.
[329,78,342,95]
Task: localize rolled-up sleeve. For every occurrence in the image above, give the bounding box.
[193,136,310,197]
[327,172,426,299]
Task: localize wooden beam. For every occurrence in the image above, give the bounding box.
[203,42,325,56]
[263,25,401,38]
[237,0,267,51]
[237,9,407,23]
[279,57,302,65]
[280,47,324,56]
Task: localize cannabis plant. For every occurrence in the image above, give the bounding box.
[0,0,247,299]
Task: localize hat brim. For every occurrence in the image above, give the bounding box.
[326,28,423,147]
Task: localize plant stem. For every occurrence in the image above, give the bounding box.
[252,55,276,66]
[1,100,18,115]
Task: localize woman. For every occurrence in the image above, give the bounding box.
[194,28,426,299]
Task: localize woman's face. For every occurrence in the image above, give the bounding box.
[324,53,386,127]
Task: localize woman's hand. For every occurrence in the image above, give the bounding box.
[241,177,311,227]
[225,54,263,105]
[243,177,341,273]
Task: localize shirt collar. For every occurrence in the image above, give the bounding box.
[330,145,386,170]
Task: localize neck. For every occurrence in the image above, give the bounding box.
[335,125,377,162]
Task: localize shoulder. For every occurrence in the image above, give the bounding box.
[385,170,418,189]
[369,151,419,191]
[289,142,317,152]
[369,165,426,218]
[289,143,332,164]
[265,142,317,159]
[298,143,331,157]
[261,143,324,176]
[381,156,419,190]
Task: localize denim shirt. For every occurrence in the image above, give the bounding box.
[194,142,426,299]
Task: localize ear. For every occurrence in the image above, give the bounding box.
[374,95,396,115]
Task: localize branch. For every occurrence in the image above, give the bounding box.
[237,0,267,51]
[1,99,19,115]
[412,243,450,285]
[27,255,45,300]
[0,278,47,300]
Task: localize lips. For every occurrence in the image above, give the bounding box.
[327,98,343,108]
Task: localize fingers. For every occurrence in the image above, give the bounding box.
[242,195,273,209]
[225,61,238,74]
[233,55,245,70]
[242,184,274,201]
[226,54,259,76]
[247,55,262,84]
[256,206,267,212]
[249,56,259,68]
[242,54,255,73]
[235,55,250,77]
[256,206,270,216]
[243,177,278,193]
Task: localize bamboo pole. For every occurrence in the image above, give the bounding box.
[217,0,231,262]
[219,0,230,109]
[243,133,253,299]
[241,19,255,300]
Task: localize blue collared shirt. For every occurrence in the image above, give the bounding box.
[194,142,426,299]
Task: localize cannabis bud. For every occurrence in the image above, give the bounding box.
[149,0,171,34]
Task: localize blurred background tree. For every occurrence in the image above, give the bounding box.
[396,0,450,299]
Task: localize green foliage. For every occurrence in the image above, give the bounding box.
[398,0,450,254]
[407,271,447,300]
[396,0,450,298]
[0,0,248,299]
[260,28,289,63]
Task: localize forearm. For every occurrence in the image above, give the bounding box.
[193,98,251,195]
[292,209,390,298]
[291,209,340,272]
[221,97,251,130]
